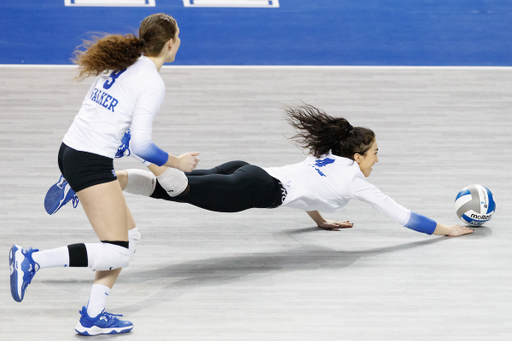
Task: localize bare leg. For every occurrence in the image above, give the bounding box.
[117,170,128,190]
[95,268,122,288]
[76,180,136,288]
[148,164,166,176]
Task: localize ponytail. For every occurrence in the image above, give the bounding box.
[72,34,144,81]
[284,104,375,159]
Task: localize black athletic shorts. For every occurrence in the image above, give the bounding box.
[58,143,117,193]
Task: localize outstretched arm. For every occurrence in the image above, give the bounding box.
[306,211,353,230]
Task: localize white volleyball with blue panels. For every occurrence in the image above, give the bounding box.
[454,184,496,226]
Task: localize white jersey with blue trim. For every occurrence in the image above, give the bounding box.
[63,56,165,160]
[263,152,411,226]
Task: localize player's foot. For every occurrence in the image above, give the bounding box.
[44,175,79,215]
[115,129,131,158]
[75,306,134,336]
[9,245,40,302]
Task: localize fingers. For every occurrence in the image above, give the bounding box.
[448,225,475,237]
[190,155,199,168]
[178,152,200,172]
[188,154,200,170]
[338,221,354,228]
[332,220,353,229]
[461,226,475,235]
[319,220,354,231]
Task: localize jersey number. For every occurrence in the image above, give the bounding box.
[103,69,126,90]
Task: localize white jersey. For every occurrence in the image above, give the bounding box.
[63,56,165,160]
[263,152,411,226]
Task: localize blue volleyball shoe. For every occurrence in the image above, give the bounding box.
[9,245,40,302]
[44,175,79,215]
[75,306,134,336]
[115,129,131,158]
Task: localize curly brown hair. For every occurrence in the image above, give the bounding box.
[72,13,177,81]
[285,104,375,159]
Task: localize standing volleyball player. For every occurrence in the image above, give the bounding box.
[116,104,472,237]
[9,13,199,335]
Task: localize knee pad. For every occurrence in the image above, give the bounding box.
[85,242,131,271]
[124,169,157,196]
[126,228,142,267]
[156,167,188,197]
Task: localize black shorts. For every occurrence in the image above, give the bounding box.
[58,143,117,193]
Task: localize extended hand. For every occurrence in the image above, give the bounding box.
[445,224,474,237]
[318,220,354,231]
[177,152,200,172]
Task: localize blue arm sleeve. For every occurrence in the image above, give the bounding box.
[133,142,169,167]
[405,212,437,235]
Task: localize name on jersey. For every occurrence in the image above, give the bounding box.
[90,88,119,112]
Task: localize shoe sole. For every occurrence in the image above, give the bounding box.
[75,324,133,336]
[44,182,72,215]
[9,245,23,302]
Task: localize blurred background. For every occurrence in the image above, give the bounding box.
[1,0,511,65]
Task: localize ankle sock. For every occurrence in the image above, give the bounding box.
[86,284,111,318]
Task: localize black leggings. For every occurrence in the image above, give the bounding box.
[150,161,285,212]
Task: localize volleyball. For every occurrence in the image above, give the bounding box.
[454,184,496,226]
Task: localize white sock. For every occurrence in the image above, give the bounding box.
[87,284,111,318]
[156,167,188,197]
[124,169,157,196]
[31,246,70,269]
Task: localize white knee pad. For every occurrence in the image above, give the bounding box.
[124,169,157,197]
[156,167,188,197]
[85,243,131,271]
[126,228,142,267]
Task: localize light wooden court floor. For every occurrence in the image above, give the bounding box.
[0,66,511,340]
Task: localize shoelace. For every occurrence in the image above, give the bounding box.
[99,312,124,327]
[104,312,123,319]
[79,309,123,323]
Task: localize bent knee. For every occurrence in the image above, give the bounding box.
[86,242,131,271]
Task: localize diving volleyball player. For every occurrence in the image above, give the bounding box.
[51,104,473,237]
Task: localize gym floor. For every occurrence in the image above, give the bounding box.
[0,65,511,340]
[1,1,512,340]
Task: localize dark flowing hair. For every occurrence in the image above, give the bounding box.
[285,104,375,159]
[72,13,177,81]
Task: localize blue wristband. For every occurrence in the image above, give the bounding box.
[134,142,169,167]
[405,212,437,235]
